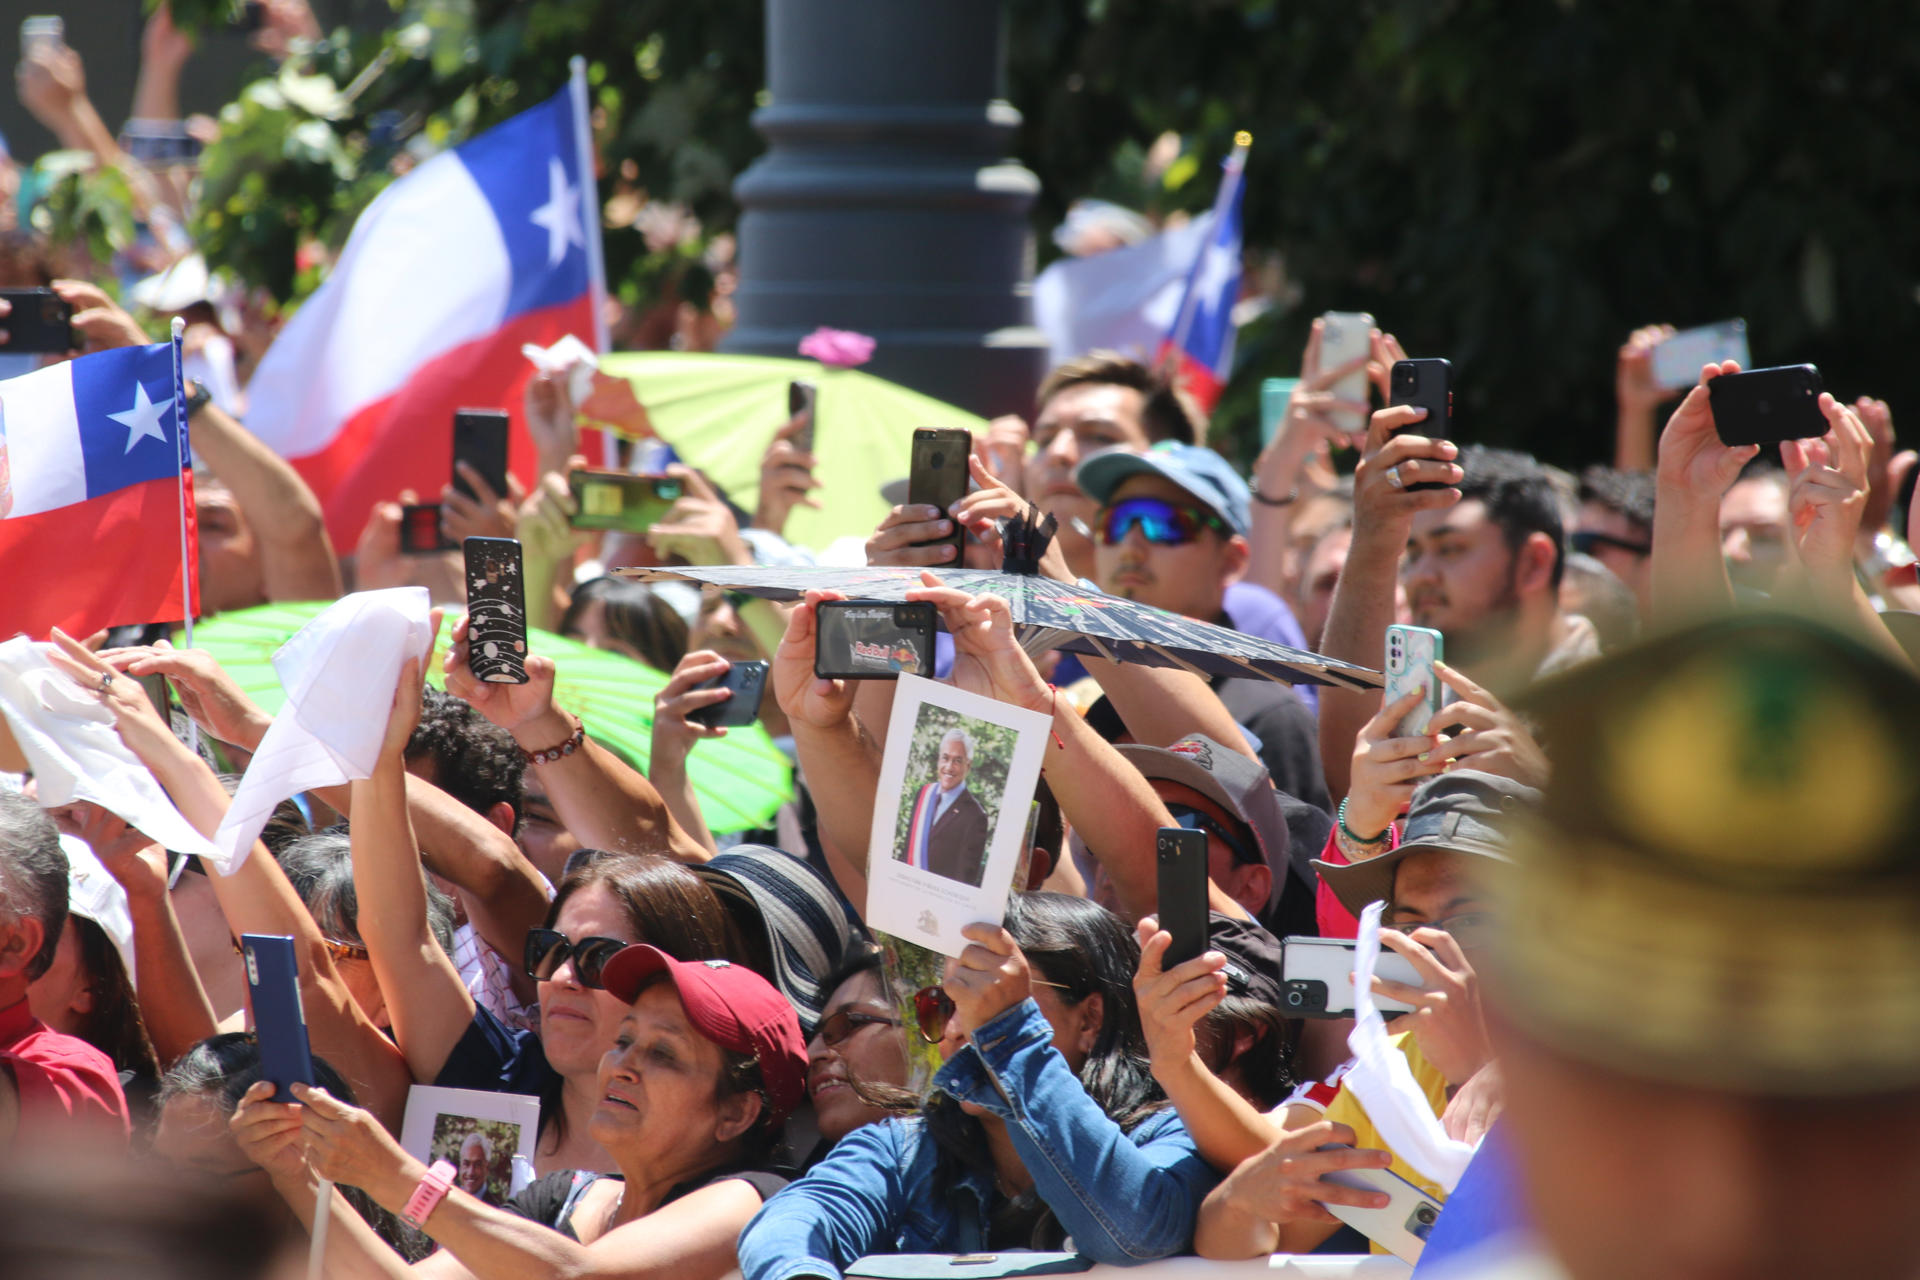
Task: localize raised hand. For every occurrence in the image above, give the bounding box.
[1352,404,1462,539]
[1215,1120,1395,1227]
[45,627,181,767]
[948,455,1073,580]
[1655,360,1758,506]
[1132,917,1228,1069]
[96,641,272,750]
[52,280,149,353]
[1253,318,1374,503]
[654,650,738,766]
[444,612,560,738]
[1346,689,1448,840]
[1616,323,1678,417]
[647,466,753,567]
[49,800,167,897]
[523,372,581,476]
[1373,926,1491,1087]
[228,1081,311,1184]
[1430,662,1548,788]
[943,922,1032,1037]
[440,464,524,544]
[754,411,823,537]
[905,574,1050,712]
[771,590,857,731]
[1781,395,1873,590]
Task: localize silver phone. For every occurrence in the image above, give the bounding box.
[1650,319,1750,391]
[1385,624,1445,738]
[1280,935,1423,1019]
[1317,1146,1445,1264]
[1320,311,1375,436]
[21,16,64,58]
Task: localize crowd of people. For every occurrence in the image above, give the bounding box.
[6,8,1920,1280]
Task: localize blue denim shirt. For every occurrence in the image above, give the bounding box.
[737,999,1219,1280]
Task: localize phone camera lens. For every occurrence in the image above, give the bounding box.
[1284,988,1304,1009]
[930,451,945,468]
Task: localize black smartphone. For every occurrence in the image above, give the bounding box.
[1387,358,1453,492]
[1156,826,1211,968]
[463,537,529,684]
[1708,364,1826,446]
[688,659,770,729]
[399,502,450,554]
[452,408,511,502]
[908,428,971,563]
[567,468,684,533]
[788,379,817,454]
[813,601,936,680]
[0,288,75,354]
[242,934,314,1103]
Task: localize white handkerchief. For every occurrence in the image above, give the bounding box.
[0,637,231,870]
[1344,900,1478,1192]
[60,832,136,985]
[521,334,598,404]
[212,588,433,870]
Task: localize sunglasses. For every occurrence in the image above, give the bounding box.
[911,978,1074,1044]
[321,937,370,963]
[1569,530,1651,558]
[813,1008,902,1048]
[1165,804,1263,868]
[524,928,628,990]
[1096,496,1228,548]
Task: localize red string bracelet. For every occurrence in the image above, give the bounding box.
[1045,683,1065,750]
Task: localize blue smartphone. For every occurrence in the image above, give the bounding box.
[243,934,315,1103]
[1260,377,1300,447]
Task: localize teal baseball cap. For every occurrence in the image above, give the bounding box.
[1075,441,1252,537]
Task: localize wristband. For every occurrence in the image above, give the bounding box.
[1251,484,1298,508]
[522,716,584,765]
[401,1159,457,1229]
[1335,796,1391,860]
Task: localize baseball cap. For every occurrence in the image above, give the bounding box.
[599,944,809,1124]
[1489,612,1920,1096]
[1075,441,1252,537]
[1116,735,1287,872]
[1312,770,1538,918]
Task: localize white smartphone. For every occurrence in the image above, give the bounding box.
[1650,319,1750,391]
[20,16,64,58]
[1384,623,1444,737]
[1280,935,1422,1019]
[1319,311,1375,436]
[1317,1147,1445,1264]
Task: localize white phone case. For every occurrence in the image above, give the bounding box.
[1384,624,1444,737]
[1280,935,1422,1018]
[1318,1153,1445,1264]
[1320,311,1375,436]
[1650,319,1750,391]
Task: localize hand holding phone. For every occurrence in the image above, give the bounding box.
[687,659,769,729]
[567,469,683,533]
[0,288,76,354]
[242,934,314,1103]
[1708,364,1827,446]
[813,602,936,680]
[788,379,817,454]
[908,429,970,564]
[1383,624,1444,737]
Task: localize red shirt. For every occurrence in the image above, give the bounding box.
[1314,822,1399,939]
[0,996,129,1145]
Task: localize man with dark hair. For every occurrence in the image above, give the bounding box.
[0,791,128,1144]
[404,688,527,839]
[1573,465,1655,614]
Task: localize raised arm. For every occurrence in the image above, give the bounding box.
[190,397,344,601]
[1650,361,1756,626]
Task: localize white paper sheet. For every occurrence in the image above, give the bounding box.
[59,832,136,985]
[521,334,598,404]
[211,588,433,869]
[1343,901,1478,1192]
[0,636,232,870]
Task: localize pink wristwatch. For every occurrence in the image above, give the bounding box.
[402,1159,458,1229]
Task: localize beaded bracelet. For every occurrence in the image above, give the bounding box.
[522,717,584,765]
[1335,795,1391,861]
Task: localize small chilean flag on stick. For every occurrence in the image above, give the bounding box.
[0,335,198,640]
[245,59,607,548]
[1156,131,1250,413]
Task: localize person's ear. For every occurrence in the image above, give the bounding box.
[1515,531,1557,599]
[1222,533,1251,581]
[486,801,517,837]
[69,981,95,1018]
[1024,846,1054,892]
[712,1087,764,1146]
[1073,991,1104,1057]
[0,917,45,983]
[1231,862,1272,921]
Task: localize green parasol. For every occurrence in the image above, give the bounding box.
[182,602,794,833]
[596,351,986,554]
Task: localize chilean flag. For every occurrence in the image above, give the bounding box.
[0,342,198,639]
[1156,137,1249,412]
[245,77,602,548]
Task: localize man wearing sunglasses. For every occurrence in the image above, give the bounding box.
[1077,441,1330,816]
[1573,465,1654,616]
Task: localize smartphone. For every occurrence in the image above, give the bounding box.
[567,468,683,533]
[1155,827,1211,968]
[452,408,511,502]
[1259,378,1299,448]
[1651,319,1750,391]
[1708,364,1826,446]
[242,934,314,1103]
[908,428,971,563]
[121,124,204,166]
[813,601,936,681]
[788,379,817,454]
[1317,1146,1445,1263]
[1320,310,1376,436]
[1384,624,1445,738]
[463,537,529,684]
[1279,935,1423,1018]
[20,16,63,59]
[398,502,450,554]
[687,659,769,729]
[0,288,75,354]
[1388,359,1452,476]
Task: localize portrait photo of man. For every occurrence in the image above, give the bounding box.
[898,727,992,887]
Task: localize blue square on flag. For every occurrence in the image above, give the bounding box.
[460,91,592,321]
[70,344,182,499]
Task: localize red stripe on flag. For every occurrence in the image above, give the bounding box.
[1153,341,1225,414]
[0,476,196,639]
[291,298,598,549]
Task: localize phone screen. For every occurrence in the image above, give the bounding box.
[814,602,936,681]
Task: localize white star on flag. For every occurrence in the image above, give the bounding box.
[1191,242,1239,316]
[107,382,171,455]
[528,156,584,268]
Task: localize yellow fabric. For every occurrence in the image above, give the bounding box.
[1323,1032,1451,1253]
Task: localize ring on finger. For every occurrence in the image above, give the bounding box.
[96,672,116,695]
[1385,464,1405,491]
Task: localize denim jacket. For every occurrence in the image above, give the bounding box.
[737,999,1219,1280]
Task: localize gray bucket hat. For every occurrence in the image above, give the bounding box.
[1313,770,1539,917]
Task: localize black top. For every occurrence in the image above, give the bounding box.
[1211,674,1330,816]
[503,1165,791,1242]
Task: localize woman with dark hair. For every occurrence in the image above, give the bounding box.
[738,893,1220,1275]
[27,913,161,1123]
[230,945,805,1279]
[558,577,690,673]
[153,1033,427,1261]
[803,942,909,1153]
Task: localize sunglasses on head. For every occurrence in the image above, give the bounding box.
[910,977,1074,1044]
[1096,496,1227,548]
[524,927,627,990]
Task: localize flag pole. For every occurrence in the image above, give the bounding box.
[168,317,199,757]
[568,56,616,466]
[1163,130,1252,370]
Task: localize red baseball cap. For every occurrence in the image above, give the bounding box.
[599,944,808,1124]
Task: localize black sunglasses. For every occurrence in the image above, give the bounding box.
[1570,530,1651,558]
[1164,803,1262,868]
[524,928,628,990]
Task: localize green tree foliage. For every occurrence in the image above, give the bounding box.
[1004,0,1920,465]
